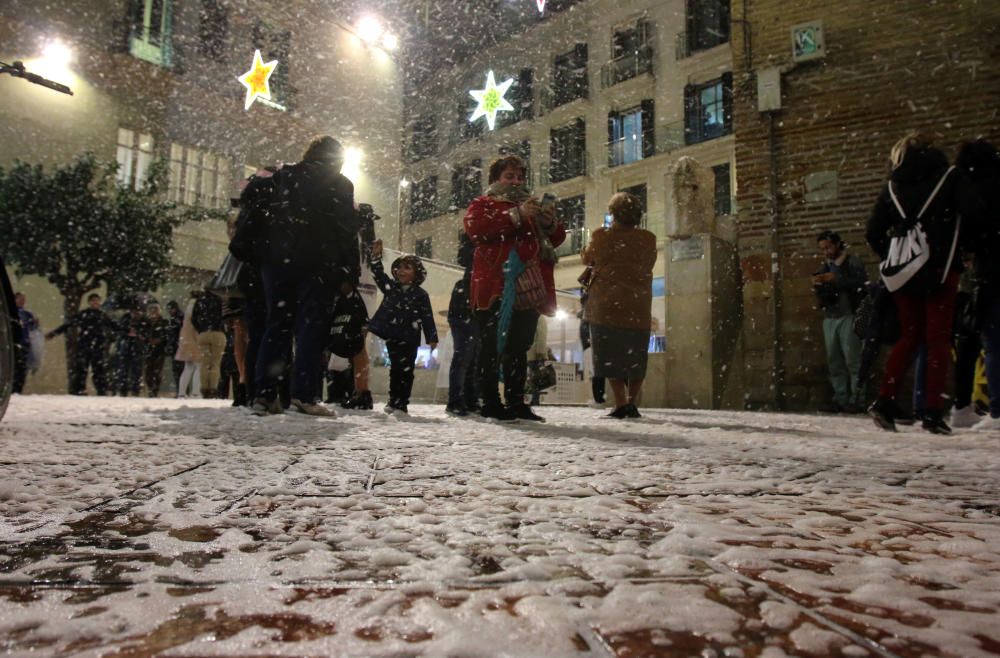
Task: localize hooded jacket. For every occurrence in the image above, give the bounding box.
[367,257,438,346]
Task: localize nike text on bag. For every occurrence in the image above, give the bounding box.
[878,167,956,292]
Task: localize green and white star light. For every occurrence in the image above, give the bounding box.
[468,70,514,131]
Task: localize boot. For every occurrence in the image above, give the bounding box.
[342,390,373,410]
[232,383,247,407]
[510,404,544,422]
[921,409,952,435]
[480,400,516,422]
[868,397,897,432]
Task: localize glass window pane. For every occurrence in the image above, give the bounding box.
[118,128,134,148]
[116,145,133,186]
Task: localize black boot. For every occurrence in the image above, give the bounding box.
[232,383,247,407]
[606,405,630,419]
[921,409,952,435]
[868,397,897,432]
[342,390,373,410]
[510,404,544,422]
[481,400,516,422]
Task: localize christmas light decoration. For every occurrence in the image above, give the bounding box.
[237,49,278,111]
[469,70,514,131]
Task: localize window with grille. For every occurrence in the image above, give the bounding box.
[451,159,482,210]
[552,44,588,107]
[116,128,155,190]
[168,144,232,208]
[408,177,439,224]
[549,119,586,183]
[555,195,586,257]
[684,73,733,144]
[126,0,173,66]
[608,100,654,167]
[713,163,732,216]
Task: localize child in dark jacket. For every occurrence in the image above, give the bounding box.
[367,240,438,414]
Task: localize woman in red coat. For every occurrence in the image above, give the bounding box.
[463,155,565,422]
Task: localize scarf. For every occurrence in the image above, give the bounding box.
[486,182,559,264]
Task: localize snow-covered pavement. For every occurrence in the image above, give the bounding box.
[1,395,998,657]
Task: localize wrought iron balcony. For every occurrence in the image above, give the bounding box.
[600,45,654,88]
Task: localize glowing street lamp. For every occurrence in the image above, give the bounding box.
[342,146,363,181]
[357,16,383,44]
[41,40,73,68]
[381,33,398,51]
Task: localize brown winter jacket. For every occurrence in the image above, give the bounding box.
[581,224,658,330]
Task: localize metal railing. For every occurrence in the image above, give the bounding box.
[600,45,654,88]
[539,82,589,115]
[555,227,590,258]
[604,120,687,168]
[539,151,591,186]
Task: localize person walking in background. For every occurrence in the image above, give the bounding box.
[526,315,548,407]
[114,306,146,397]
[166,300,185,392]
[175,291,202,398]
[578,274,606,408]
[866,132,967,435]
[464,155,565,422]
[192,289,226,399]
[813,230,869,413]
[46,293,116,395]
[12,292,39,394]
[445,233,481,417]
[582,192,657,419]
[367,241,437,415]
[142,303,170,397]
[955,138,1000,431]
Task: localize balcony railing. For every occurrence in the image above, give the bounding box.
[540,151,591,186]
[555,227,590,258]
[604,121,687,168]
[539,82,589,115]
[600,45,654,88]
[676,29,730,60]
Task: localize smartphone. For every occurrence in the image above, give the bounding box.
[540,192,557,209]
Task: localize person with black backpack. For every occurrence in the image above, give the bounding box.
[244,137,359,417]
[866,132,969,434]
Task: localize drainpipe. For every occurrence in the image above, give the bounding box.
[767,110,784,410]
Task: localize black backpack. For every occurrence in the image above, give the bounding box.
[329,291,368,358]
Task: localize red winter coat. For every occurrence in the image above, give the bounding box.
[463,195,566,315]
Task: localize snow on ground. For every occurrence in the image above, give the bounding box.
[1,394,999,657]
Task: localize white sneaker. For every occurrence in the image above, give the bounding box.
[950,405,980,429]
[972,415,1000,432]
[290,399,336,417]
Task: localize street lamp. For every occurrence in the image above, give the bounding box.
[554,309,568,363]
[396,178,410,251]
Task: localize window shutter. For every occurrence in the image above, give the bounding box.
[683,85,697,145]
[607,112,618,167]
[640,99,655,159]
[722,72,734,134]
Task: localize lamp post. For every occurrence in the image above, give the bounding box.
[396,178,409,251]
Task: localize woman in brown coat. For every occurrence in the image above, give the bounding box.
[582,193,658,418]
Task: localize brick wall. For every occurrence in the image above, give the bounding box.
[731,0,1000,409]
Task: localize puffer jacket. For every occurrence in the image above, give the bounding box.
[366,260,438,346]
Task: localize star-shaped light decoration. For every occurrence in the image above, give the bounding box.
[537,0,546,12]
[237,49,278,111]
[469,70,515,131]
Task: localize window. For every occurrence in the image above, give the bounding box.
[127,0,173,66]
[713,163,732,216]
[602,19,652,87]
[608,100,654,167]
[168,144,232,208]
[549,119,586,183]
[555,195,586,257]
[198,0,228,61]
[116,129,154,190]
[684,73,733,144]
[618,183,648,228]
[408,177,438,224]
[252,21,292,106]
[407,116,438,162]
[687,0,730,54]
[415,237,433,260]
[457,95,485,142]
[552,44,588,107]
[451,159,482,210]
[495,68,534,130]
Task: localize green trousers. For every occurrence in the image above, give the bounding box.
[823,315,863,406]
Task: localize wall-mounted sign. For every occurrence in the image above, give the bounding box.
[671,235,705,262]
[804,171,839,203]
[791,21,825,63]
[237,49,278,110]
[469,70,514,131]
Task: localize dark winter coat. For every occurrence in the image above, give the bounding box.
[956,140,1000,302]
[367,260,438,346]
[447,272,472,326]
[814,253,869,318]
[144,316,172,357]
[230,173,276,267]
[116,314,146,348]
[262,160,359,277]
[192,294,224,333]
[866,147,967,290]
[50,308,116,352]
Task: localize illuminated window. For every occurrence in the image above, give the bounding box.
[168,144,232,208]
[116,128,154,190]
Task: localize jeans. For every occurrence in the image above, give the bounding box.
[447,318,480,407]
[475,304,538,408]
[823,314,863,406]
[880,273,959,412]
[386,339,418,408]
[981,293,1000,418]
[72,346,108,395]
[144,353,165,397]
[115,339,144,396]
[255,264,332,404]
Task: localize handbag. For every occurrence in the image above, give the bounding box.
[529,361,557,392]
[514,257,548,311]
[207,253,245,300]
[879,166,956,292]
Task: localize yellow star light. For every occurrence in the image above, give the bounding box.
[469,70,515,131]
[237,49,278,111]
